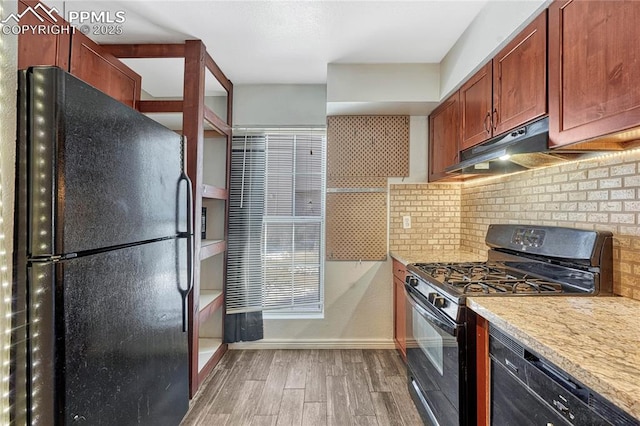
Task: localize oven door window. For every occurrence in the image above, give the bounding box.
[413,313,444,375]
[405,287,463,426]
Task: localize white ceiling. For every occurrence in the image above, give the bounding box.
[58,0,488,95]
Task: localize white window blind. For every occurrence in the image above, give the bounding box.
[226,128,326,314]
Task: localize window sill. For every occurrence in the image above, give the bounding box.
[263,310,324,320]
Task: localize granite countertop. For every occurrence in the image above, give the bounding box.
[389,250,485,266]
[467,296,640,420]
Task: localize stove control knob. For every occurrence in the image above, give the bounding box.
[406,276,419,287]
[428,293,447,308]
[433,296,447,308]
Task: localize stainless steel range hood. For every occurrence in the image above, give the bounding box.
[445,117,596,175]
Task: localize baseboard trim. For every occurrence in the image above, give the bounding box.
[229,339,396,350]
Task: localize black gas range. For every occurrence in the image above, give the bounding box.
[403,224,613,425]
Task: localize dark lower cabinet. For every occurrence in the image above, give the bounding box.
[491,359,570,426]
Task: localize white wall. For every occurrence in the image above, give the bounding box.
[0,0,18,420]
[390,116,428,184]
[232,84,327,127]
[326,63,440,116]
[440,0,549,99]
[327,63,439,103]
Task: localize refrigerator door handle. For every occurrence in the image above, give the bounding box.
[178,171,194,332]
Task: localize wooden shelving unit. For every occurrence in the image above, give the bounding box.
[200,240,227,260]
[202,184,228,200]
[104,40,233,398]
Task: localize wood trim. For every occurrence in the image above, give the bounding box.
[137,100,184,113]
[183,39,207,398]
[205,52,233,92]
[197,344,228,388]
[204,105,231,136]
[202,184,228,200]
[476,316,490,426]
[199,293,224,324]
[204,130,226,139]
[101,43,185,58]
[200,240,227,261]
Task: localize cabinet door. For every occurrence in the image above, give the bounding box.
[460,62,493,150]
[70,32,141,108]
[392,259,406,361]
[393,276,406,361]
[429,92,460,182]
[549,0,640,147]
[493,12,547,136]
[17,0,70,70]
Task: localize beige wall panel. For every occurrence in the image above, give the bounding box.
[327,116,409,178]
[326,192,387,261]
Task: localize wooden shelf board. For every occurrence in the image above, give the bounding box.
[199,290,224,324]
[197,340,227,386]
[202,184,228,200]
[200,240,226,260]
[198,338,223,372]
[138,100,183,113]
[199,290,223,311]
[204,52,233,93]
[101,43,186,58]
[203,105,231,136]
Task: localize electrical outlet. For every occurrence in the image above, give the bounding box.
[402,215,411,229]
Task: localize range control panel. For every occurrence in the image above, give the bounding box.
[512,228,546,248]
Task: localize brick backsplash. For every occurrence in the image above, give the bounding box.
[389,149,640,300]
[389,183,462,253]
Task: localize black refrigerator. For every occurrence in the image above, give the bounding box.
[12,67,192,425]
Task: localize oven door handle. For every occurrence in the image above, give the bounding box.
[405,286,458,336]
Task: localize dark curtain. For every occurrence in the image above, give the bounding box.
[224,311,263,342]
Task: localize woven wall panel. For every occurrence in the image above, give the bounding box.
[327,115,409,178]
[326,192,387,261]
[327,176,387,189]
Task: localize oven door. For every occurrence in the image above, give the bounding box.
[405,284,466,426]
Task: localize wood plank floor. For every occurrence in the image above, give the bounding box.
[181,349,423,426]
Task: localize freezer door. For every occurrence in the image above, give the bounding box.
[28,238,189,425]
[24,67,187,257]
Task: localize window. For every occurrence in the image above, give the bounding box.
[226,128,326,316]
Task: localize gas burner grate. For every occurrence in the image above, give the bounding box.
[410,262,565,295]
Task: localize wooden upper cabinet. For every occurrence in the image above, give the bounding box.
[17,1,141,108]
[549,0,640,147]
[429,91,460,182]
[17,0,70,70]
[493,12,547,136]
[460,63,493,150]
[70,32,141,108]
[460,11,547,152]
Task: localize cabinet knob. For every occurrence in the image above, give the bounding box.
[492,108,498,130]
